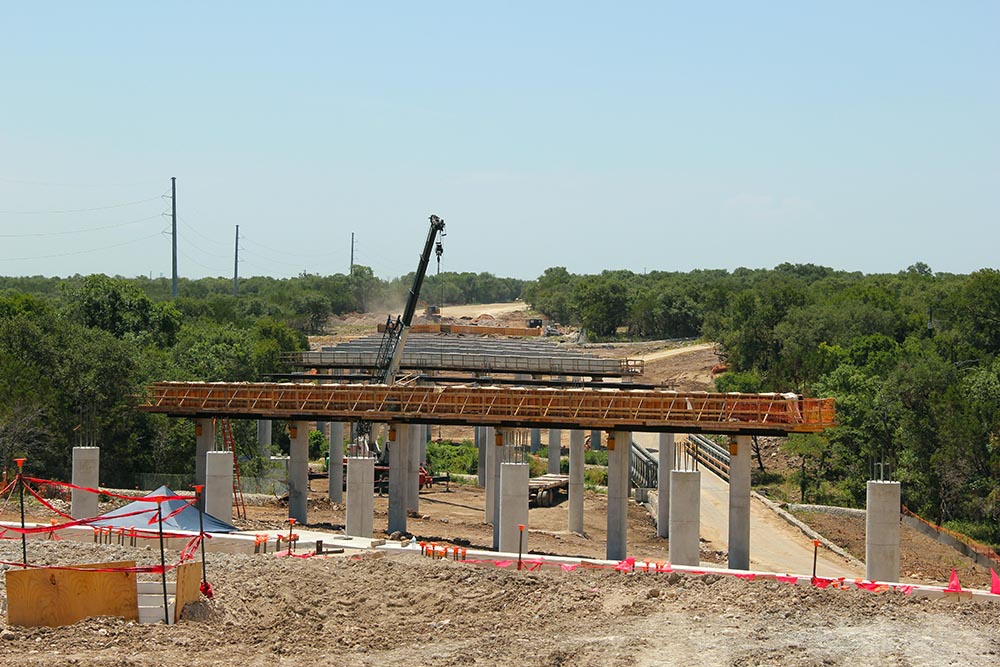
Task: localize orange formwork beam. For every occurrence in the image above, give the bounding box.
[139,382,835,436]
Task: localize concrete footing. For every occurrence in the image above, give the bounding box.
[656,433,674,538]
[328,422,344,503]
[288,421,310,524]
[606,430,631,561]
[71,446,99,519]
[866,480,901,582]
[499,462,529,553]
[346,457,375,538]
[568,430,585,534]
[388,425,409,534]
[728,435,751,570]
[205,451,233,521]
[669,469,700,566]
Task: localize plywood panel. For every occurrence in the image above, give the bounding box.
[5,561,139,627]
[173,561,202,623]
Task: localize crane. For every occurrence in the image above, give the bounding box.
[357,214,446,458]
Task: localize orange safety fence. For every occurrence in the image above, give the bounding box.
[901,505,1000,568]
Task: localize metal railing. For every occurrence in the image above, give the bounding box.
[629,440,659,489]
[685,434,732,481]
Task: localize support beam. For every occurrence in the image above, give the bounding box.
[499,461,529,553]
[728,435,751,570]
[328,422,344,503]
[345,457,375,538]
[205,451,233,521]
[194,418,216,489]
[606,430,631,561]
[866,480,901,582]
[288,421,309,525]
[388,424,409,535]
[547,428,562,474]
[407,424,421,514]
[568,430,585,534]
[656,433,675,538]
[71,447,99,520]
[669,469,701,566]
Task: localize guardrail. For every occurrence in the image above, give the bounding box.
[629,440,658,489]
[685,434,732,481]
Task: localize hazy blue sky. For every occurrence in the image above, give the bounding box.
[1,2,997,281]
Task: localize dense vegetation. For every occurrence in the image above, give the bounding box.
[525,263,1000,544]
[2,263,998,546]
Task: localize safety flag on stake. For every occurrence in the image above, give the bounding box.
[946,568,963,592]
[991,568,1000,596]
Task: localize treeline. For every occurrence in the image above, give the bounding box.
[524,263,1000,542]
[0,269,525,334]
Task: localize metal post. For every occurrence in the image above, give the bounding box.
[233,225,239,297]
[157,501,169,625]
[171,177,178,298]
[193,485,207,585]
[15,458,27,566]
[517,523,525,571]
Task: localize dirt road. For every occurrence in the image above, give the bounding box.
[439,301,529,319]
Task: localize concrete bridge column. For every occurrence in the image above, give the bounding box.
[407,424,421,514]
[257,420,272,459]
[388,425,409,535]
[606,430,631,561]
[669,469,701,566]
[530,428,541,453]
[346,457,375,538]
[656,433,675,538]
[568,429,585,534]
[328,422,344,503]
[288,421,310,525]
[71,446,99,519]
[484,426,498,526]
[728,435,751,570]
[194,418,216,489]
[590,430,603,451]
[547,428,562,474]
[476,427,487,487]
[866,480,901,582]
[499,456,529,554]
[205,451,233,521]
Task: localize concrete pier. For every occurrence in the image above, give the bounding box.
[71,446,99,519]
[194,418,216,488]
[590,430,602,450]
[205,451,233,521]
[407,424,421,514]
[568,429,585,534]
[606,430,631,561]
[388,425,409,535]
[288,421,310,525]
[728,435,751,570]
[530,428,541,453]
[484,427,498,525]
[346,457,375,538]
[656,433,675,538]
[328,422,344,503]
[866,480,901,582]
[499,461,529,553]
[547,428,562,474]
[476,427,487,487]
[669,469,701,566]
[257,419,272,459]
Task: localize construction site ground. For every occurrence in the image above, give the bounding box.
[2,303,998,664]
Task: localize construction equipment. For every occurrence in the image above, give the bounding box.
[357,215,447,460]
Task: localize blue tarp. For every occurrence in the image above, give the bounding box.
[92,485,237,533]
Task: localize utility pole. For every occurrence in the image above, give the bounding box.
[171,177,178,298]
[233,224,239,297]
[350,232,355,275]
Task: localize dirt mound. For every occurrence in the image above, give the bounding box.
[2,539,998,666]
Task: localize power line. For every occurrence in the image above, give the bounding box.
[0,195,164,215]
[0,176,163,188]
[0,232,163,262]
[0,214,162,238]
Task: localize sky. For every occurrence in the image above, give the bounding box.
[1,2,997,281]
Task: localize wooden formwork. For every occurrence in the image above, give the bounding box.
[140,382,835,435]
